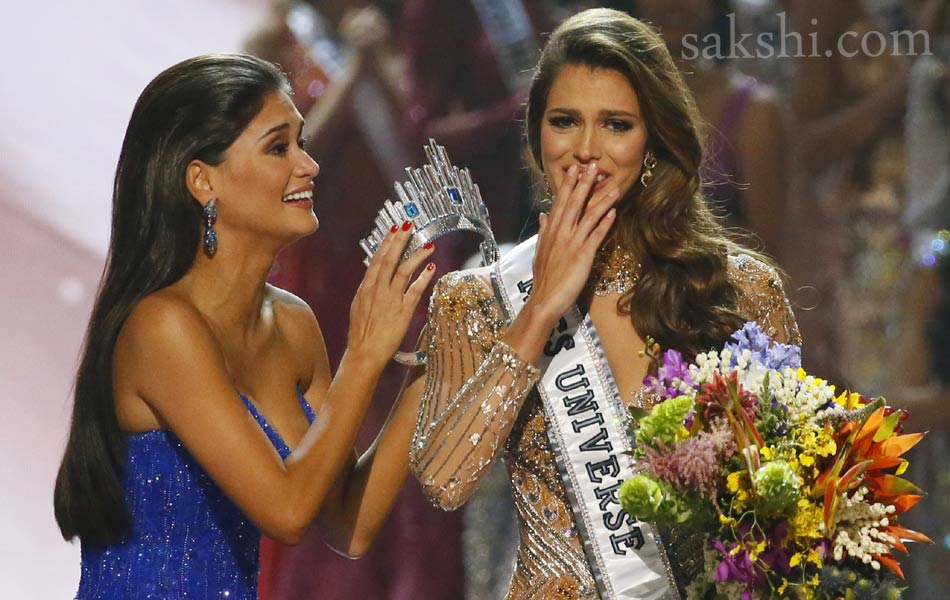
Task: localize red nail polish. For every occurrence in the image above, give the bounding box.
[426,263,435,271]
[390,224,398,233]
[423,242,434,250]
[402,220,412,231]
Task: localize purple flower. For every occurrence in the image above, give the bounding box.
[643,349,694,399]
[710,539,760,587]
[757,522,792,576]
[766,342,801,371]
[726,321,771,357]
[725,321,802,371]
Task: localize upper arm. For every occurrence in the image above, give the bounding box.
[730,254,801,346]
[119,295,298,539]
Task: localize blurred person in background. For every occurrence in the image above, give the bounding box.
[633,0,790,261]
[245,2,467,598]
[785,0,913,392]
[54,53,437,600]
[399,0,553,244]
[398,1,555,596]
[891,0,950,596]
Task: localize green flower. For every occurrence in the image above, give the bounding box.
[753,460,801,515]
[634,395,694,450]
[620,474,665,520]
[620,474,694,525]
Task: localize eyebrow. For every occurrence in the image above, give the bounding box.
[257,119,305,141]
[547,108,640,119]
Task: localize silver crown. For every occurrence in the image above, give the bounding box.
[360,139,499,267]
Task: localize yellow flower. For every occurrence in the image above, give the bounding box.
[815,428,837,457]
[790,552,803,567]
[790,498,825,545]
[727,471,743,493]
[760,446,774,460]
[750,540,767,560]
[778,578,789,595]
[719,514,738,528]
[834,390,862,410]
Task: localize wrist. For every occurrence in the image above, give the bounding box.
[521,296,564,331]
[341,345,387,376]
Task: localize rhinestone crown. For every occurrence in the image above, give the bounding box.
[360,139,499,267]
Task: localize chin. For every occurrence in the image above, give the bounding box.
[280,214,320,243]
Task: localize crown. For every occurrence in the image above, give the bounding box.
[360,139,499,267]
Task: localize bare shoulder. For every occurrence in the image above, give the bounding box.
[121,288,217,354]
[115,288,227,407]
[266,284,321,342]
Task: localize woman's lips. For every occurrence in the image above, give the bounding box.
[593,173,611,192]
[282,198,313,209]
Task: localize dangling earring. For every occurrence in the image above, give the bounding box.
[540,178,554,210]
[640,151,657,187]
[203,199,218,257]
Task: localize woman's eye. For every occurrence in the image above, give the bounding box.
[270,143,290,157]
[548,116,576,129]
[297,137,309,149]
[605,119,634,133]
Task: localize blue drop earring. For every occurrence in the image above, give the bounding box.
[203,199,218,257]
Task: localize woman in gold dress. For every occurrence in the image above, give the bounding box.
[409,9,800,599]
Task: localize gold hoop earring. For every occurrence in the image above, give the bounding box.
[640,151,657,187]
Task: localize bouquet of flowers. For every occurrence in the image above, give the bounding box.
[619,322,931,600]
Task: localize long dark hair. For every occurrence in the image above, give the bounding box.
[525,9,748,359]
[54,54,291,547]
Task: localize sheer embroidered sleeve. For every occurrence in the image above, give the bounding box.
[410,271,541,510]
[730,254,802,346]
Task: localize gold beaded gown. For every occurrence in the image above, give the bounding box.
[410,251,801,600]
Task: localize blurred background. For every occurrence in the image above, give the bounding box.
[3,0,948,598]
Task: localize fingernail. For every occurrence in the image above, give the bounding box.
[568,164,578,176]
[423,242,434,250]
[426,262,435,271]
[402,220,412,231]
[390,224,399,233]
[589,162,598,174]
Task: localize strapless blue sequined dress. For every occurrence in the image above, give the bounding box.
[76,391,315,600]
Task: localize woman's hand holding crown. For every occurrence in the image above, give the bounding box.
[347,223,436,371]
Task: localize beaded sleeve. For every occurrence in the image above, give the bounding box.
[410,271,541,510]
[730,253,802,345]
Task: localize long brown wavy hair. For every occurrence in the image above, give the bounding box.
[525,8,751,360]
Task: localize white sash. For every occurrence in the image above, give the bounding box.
[491,236,679,600]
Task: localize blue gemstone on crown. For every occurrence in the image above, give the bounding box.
[405,202,420,218]
[446,187,463,206]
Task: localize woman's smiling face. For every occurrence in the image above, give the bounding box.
[540,64,650,202]
[202,91,321,244]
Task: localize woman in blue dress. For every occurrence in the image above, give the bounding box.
[53,53,437,599]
